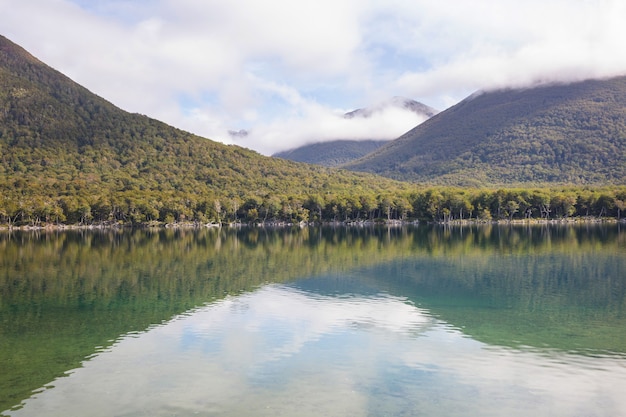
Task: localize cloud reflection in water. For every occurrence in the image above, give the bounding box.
[8,283,626,417]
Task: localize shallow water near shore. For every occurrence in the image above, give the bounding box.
[1,224,625,416]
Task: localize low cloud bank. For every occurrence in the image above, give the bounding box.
[227,103,431,155]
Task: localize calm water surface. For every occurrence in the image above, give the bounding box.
[1,225,625,416]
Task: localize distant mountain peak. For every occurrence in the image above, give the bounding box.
[344,97,438,119]
[271,97,439,167]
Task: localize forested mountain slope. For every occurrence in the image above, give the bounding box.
[346,77,626,186]
[273,139,389,167]
[0,35,407,225]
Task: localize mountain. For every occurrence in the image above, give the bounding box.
[273,139,389,167]
[346,78,626,186]
[0,35,407,225]
[343,96,438,119]
[273,97,438,166]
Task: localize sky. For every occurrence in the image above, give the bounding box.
[1,0,626,155]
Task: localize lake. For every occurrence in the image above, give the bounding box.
[1,224,625,416]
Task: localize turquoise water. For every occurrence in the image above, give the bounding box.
[1,225,625,416]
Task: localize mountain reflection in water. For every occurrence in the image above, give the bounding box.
[1,225,625,416]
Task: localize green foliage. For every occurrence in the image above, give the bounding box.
[407,186,626,222]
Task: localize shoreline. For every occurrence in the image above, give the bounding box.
[0,217,623,232]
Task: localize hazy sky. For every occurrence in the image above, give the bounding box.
[2,0,625,154]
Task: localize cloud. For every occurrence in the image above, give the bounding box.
[1,0,626,154]
[167,0,363,75]
[389,0,626,104]
[230,101,430,155]
[12,283,626,417]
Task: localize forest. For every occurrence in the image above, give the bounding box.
[2,185,625,227]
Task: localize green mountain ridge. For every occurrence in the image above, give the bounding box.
[0,34,408,225]
[273,139,390,167]
[346,77,626,186]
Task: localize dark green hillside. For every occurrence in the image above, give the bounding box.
[346,77,626,186]
[0,35,408,226]
[273,139,389,167]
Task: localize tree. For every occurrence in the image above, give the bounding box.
[492,189,508,220]
[92,197,114,223]
[560,193,577,218]
[241,197,261,223]
[213,199,222,224]
[531,190,551,219]
[594,193,615,218]
[505,200,519,221]
[615,198,626,220]
[394,195,412,221]
[478,208,492,222]
[423,190,444,222]
[228,198,241,223]
[378,195,393,221]
[445,190,473,221]
[78,201,93,225]
[359,194,377,220]
[261,195,281,223]
[305,194,325,223]
[473,191,495,221]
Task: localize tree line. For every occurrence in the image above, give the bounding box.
[2,186,625,227]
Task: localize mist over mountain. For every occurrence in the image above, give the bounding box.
[346,77,626,186]
[344,97,438,119]
[273,98,437,166]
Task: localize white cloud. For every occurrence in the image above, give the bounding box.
[1,0,625,154]
[389,0,626,104]
[233,103,430,155]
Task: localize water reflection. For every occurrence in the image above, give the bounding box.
[1,225,625,415]
[6,284,626,417]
